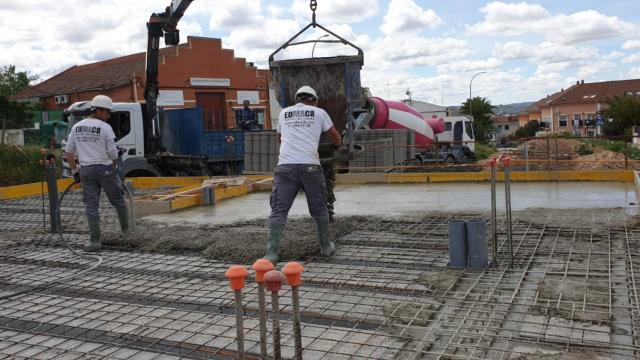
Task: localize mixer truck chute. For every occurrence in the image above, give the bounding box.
[363,97,476,164]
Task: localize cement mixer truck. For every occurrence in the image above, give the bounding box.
[361,97,476,164]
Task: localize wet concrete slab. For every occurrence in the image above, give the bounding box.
[145,181,638,225]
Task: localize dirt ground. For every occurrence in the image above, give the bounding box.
[478,138,635,171]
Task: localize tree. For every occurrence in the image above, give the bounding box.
[0,65,38,98]
[459,96,495,142]
[514,120,541,138]
[0,65,39,144]
[602,95,640,137]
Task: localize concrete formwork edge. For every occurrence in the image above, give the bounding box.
[336,170,634,184]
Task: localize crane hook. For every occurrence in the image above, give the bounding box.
[310,0,317,26]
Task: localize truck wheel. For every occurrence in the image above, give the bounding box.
[445,155,455,164]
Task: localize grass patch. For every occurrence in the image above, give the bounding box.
[0,145,62,187]
[474,143,497,160]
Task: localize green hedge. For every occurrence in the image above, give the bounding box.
[0,145,62,187]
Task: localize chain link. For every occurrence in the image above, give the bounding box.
[310,0,317,12]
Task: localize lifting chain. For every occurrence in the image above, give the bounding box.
[310,0,317,25]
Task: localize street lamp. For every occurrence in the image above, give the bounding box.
[311,34,329,58]
[469,71,487,122]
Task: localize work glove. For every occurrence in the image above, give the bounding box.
[73,171,81,183]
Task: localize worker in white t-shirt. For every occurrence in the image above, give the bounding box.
[264,86,342,263]
[64,95,130,252]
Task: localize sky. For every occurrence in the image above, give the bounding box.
[1,0,639,106]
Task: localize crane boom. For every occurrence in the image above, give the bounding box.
[144,0,193,154]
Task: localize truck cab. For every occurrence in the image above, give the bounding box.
[62,102,160,178]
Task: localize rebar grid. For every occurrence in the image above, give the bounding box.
[1,194,640,359]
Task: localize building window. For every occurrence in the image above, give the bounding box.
[107,111,131,141]
[445,122,452,131]
[559,115,568,127]
[505,125,510,130]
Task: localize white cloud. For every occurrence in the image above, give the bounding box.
[623,40,640,50]
[380,0,443,35]
[290,0,379,24]
[630,67,640,78]
[206,1,262,30]
[436,58,503,74]
[578,61,616,79]
[622,53,640,64]
[365,36,470,71]
[471,2,636,44]
[493,41,597,65]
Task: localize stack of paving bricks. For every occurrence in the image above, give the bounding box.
[349,129,414,172]
[243,131,279,174]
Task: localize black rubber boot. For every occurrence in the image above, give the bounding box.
[86,215,102,252]
[316,217,335,257]
[264,223,284,264]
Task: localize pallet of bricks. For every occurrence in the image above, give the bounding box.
[348,129,415,172]
[244,131,279,174]
[243,129,415,173]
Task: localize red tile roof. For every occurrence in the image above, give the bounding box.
[13,52,147,100]
[548,79,640,105]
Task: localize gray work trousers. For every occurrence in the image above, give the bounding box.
[269,164,328,225]
[80,164,126,217]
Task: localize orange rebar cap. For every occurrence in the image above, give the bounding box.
[502,156,511,167]
[252,258,274,283]
[488,158,496,167]
[224,265,249,290]
[263,270,284,293]
[282,262,304,287]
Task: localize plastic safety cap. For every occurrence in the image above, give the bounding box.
[263,270,284,293]
[295,86,318,99]
[91,95,114,110]
[488,158,496,167]
[224,265,249,290]
[252,258,275,283]
[282,262,304,287]
[502,156,511,167]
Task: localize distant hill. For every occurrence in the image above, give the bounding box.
[447,101,535,115]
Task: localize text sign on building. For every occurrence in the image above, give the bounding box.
[237,90,259,105]
[157,90,184,106]
[190,77,231,87]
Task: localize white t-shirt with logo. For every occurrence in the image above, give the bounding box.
[65,117,118,166]
[277,103,334,165]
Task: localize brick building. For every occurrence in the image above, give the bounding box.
[519,79,640,136]
[14,36,272,130]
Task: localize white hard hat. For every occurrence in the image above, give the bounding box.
[91,95,114,110]
[295,86,318,100]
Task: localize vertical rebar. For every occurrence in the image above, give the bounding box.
[554,136,558,169]
[224,265,248,360]
[524,143,529,172]
[264,270,284,360]
[283,261,305,360]
[291,285,302,359]
[271,291,281,360]
[504,158,514,268]
[234,289,245,360]
[489,159,498,266]
[546,137,551,171]
[252,258,274,360]
[45,156,59,233]
[625,139,628,170]
[257,283,268,359]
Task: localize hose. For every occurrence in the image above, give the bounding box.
[0,180,103,301]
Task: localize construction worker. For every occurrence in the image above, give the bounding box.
[265,86,342,263]
[63,95,130,252]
